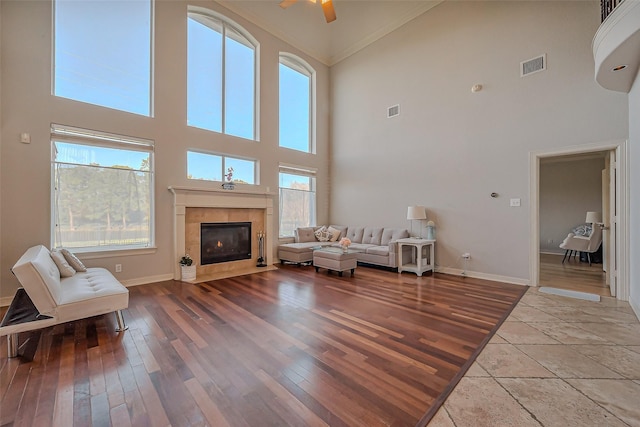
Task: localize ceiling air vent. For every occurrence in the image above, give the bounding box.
[521,54,546,77]
[387,104,400,118]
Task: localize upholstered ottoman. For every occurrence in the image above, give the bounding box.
[313,248,358,277]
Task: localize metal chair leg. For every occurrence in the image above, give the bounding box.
[562,250,569,263]
[115,310,129,332]
[7,333,18,358]
[587,253,592,266]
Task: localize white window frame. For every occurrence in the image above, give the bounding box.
[187,6,260,141]
[279,164,317,238]
[51,124,155,253]
[279,53,315,153]
[187,150,258,185]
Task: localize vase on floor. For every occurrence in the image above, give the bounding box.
[180,265,196,282]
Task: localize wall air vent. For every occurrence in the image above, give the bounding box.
[521,54,546,77]
[387,104,400,118]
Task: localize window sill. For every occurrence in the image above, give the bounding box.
[70,246,158,260]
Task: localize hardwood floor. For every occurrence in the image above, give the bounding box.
[1,266,526,427]
[539,253,609,297]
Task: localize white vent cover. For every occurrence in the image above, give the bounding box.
[387,104,400,118]
[521,54,546,77]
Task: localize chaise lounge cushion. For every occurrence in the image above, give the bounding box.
[10,245,129,322]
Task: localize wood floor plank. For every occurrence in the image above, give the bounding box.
[0,267,525,426]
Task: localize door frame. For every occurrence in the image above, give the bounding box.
[529,139,629,300]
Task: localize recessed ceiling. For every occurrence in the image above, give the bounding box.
[218,0,443,66]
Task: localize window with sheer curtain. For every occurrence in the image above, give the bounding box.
[51,125,154,251]
[279,166,316,237]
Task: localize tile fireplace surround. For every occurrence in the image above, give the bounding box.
[168,186,274,281]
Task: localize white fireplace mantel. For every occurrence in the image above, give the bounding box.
[168,186,274,280]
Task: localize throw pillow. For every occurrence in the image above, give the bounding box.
[61,248,87,272]
[327,226,341,242]
[50,250,76,278]
[314,226,332,242]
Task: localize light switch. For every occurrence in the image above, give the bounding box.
[20,133,31,144]
[510,198,521,207]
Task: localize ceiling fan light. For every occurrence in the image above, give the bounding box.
[321,0,336,22]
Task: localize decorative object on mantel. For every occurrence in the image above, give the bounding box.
[339,237,352,253]
[257,231,267,267]
[222,166,235,190]
[179,254,196,282]
[426,220,436,240]
[407,205,427,238]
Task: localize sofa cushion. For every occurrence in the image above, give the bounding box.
[295,227,320,243]
[348,243,376,252]
[328,225,348,241]
[345,227,364,243]
[381,228,409,246]
[50,250,76,278]
[362,227,383,245]
[314,226,332,242]
[61,248,87,272]
[366,246,390,257]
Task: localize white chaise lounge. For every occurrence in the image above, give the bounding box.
[0,245,129,357]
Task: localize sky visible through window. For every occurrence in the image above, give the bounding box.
[279,63,311,152]
[54,2,312,189]
[54,0,151,116]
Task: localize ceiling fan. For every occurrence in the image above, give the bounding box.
[279,0,337,23]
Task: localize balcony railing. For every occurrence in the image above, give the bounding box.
[601,0,624,22]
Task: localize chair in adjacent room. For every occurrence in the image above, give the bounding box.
[559,212,603,266]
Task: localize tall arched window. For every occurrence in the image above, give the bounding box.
[187,7,257,140]
[279,53,315,153]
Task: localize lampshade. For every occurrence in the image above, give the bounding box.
[585,211,602,224]
[407,206,427,220]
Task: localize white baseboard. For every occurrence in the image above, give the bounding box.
[436,266,530,287]
[540,250,565,256]
[630,296,640,322]
[121,274,174,288]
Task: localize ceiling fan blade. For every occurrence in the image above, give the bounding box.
[321,0,336,23]
[279,0,298,9]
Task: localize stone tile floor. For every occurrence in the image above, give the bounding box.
[428,287,640,427]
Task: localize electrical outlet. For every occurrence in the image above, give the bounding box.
[462,253,471,259]
[115,264,122,273]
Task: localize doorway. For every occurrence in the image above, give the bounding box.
[529,140,629,301]
[538,153,609,296]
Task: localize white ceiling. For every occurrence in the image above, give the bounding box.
[217,0,443,66]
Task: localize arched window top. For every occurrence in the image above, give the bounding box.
[279,52,315,153]
[279,52,315,78]
[187,6,259,140]
[188,6,258,50]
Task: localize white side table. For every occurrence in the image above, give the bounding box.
[397,238,435,276]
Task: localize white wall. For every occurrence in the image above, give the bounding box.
[0,0,331,299]
[629,68,640,316]
[540,158,604,253]
[330,1,628,283]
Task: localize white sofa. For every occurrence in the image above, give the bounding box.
[0,245,129,357]
[278,225,410,268]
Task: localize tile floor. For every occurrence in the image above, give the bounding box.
[428,287,640,427]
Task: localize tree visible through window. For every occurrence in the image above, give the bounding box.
[279,54,313,153]
[52,125,154,251]
[188,8,256,140]
[279,168,316,237]
[54,0,152,116]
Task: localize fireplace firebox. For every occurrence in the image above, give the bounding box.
[200,222,251,265]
